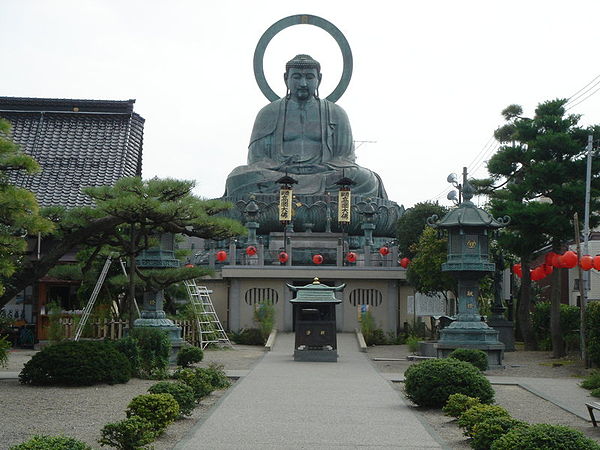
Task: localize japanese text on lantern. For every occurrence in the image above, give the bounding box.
[338,190,351,223]
[279,189,293,222]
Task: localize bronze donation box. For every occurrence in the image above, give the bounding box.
[288,278,344,362]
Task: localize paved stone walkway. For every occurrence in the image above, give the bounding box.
[175,333,444,449]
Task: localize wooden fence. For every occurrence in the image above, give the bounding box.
[58,318,201,346]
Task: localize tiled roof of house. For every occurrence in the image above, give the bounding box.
[0,96,144,208]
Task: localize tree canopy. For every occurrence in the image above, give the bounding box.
[0,176,245,308]
[397,201,448,259]
[0,119,53,297]
[477,99,600,353]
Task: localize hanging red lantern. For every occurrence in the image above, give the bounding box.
[512,263,522,278]
[580,255,593,271]
[379,246,390,256]
[543,264,553,276]
[346,252,357,263]
[594,255,600,271]
[278,251,289,264]
[400,257,410,268]
[545,252,556,267]
[312,254,324,265]
[216,250,227,262]
[246,245,257,256]
[551,253,562,268]
[531,267,544,281]
[184,263,195,268]
[561,250,578,269]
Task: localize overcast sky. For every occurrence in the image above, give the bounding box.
[2,0,600,209]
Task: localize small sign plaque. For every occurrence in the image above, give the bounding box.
[278,188,293,222]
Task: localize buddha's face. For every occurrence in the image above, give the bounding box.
[285,68,320,101]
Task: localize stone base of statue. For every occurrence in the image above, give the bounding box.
[435,320,505,369]
[294,348,338,362]
[133,290,185,363]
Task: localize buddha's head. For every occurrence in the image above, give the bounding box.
[284,54,322,100]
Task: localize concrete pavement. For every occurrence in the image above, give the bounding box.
[175,333,444,449]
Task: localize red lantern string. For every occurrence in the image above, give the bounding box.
[543,264,553,276]
[379,247,390,256]
[246,245,257,256]
[561,251,578,269]
[216,250,227,262]
[312,254,324,265]
[580,255,593,271]
[551,253,561,268]
[512,263,522,278]
[400,257,410,268]
[278,251,288,264]
[346,252,357,263]
[594,255,600,271]
[545,252,556,267]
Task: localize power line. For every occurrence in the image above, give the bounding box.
[566,84,600,111]
[566,73,600,105]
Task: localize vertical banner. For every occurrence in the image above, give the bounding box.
[278,188,293,222]
[338,190,351,223]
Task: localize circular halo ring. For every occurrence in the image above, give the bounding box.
[253,14,353,103]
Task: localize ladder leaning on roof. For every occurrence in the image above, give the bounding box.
[183,279,232,349]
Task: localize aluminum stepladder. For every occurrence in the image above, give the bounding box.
[183,278,232,349]
[73,255,140,341]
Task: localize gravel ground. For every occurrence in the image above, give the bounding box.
[368,343,600,449]
[0,345,265,450]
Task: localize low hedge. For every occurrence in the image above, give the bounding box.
[99,416,156,450]
[404,358,494,407]
[10,435,92,449]
[448,348,488,371]
[442,393,480,418]
[470,417,527,450]
[126,393,179,434]
[491,423,600,449]
[148,381,195,417]
[177,346,203,368]
[19,340,131,386]
[457,404,510,437]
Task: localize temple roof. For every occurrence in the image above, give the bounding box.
[434,201,507,229]
[0,96,144,208]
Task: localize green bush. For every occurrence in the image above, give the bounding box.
[404,358,494,407]
[491,423,600,449]
[229,328,266,345]
[448,348,488,371]
[586,301,600,367]
[172,368,214,401]
[0,335,10,368]
[19,340,131,386]
[129,327,171,378]
[470,417,527,450]
[10,435,92,449]
[112,336,141,377]
[99,416,156,450]
[457,404,510,437]
[442,393,481,418]
[406,335,419,353]
[581,370,600,390]
[591,387,600,398]
[360,311,387,346]
[196,363,231,390]
[148,381,196,417]
[254,303,275,342]
[177,346,204,368]
[126,393,179,434]
[533,301,580,351]
[47,302,65,343]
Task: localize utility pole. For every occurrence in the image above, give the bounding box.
[581,135,593,367]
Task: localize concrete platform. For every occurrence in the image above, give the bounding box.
[175,333,444,449]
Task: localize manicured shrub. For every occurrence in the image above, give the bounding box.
[172,368,214,401]
[580,370,600,390]
[229,328,266,345]
[148,381,196,417]
[457,404,510,437]
[177,346,203,368]
[196,363,231,390]
[112,336,141,377]
[129,327,171,378]
[442,393,481,418]
[10,435,92,449]
[99,416,156,450]
[126,393,179,434]
[491,423,600,449]
[19,340,131,386]
[448,348,488,371]
[404,358,494,407]
[470,417,527,450]
[591,387,600,398]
